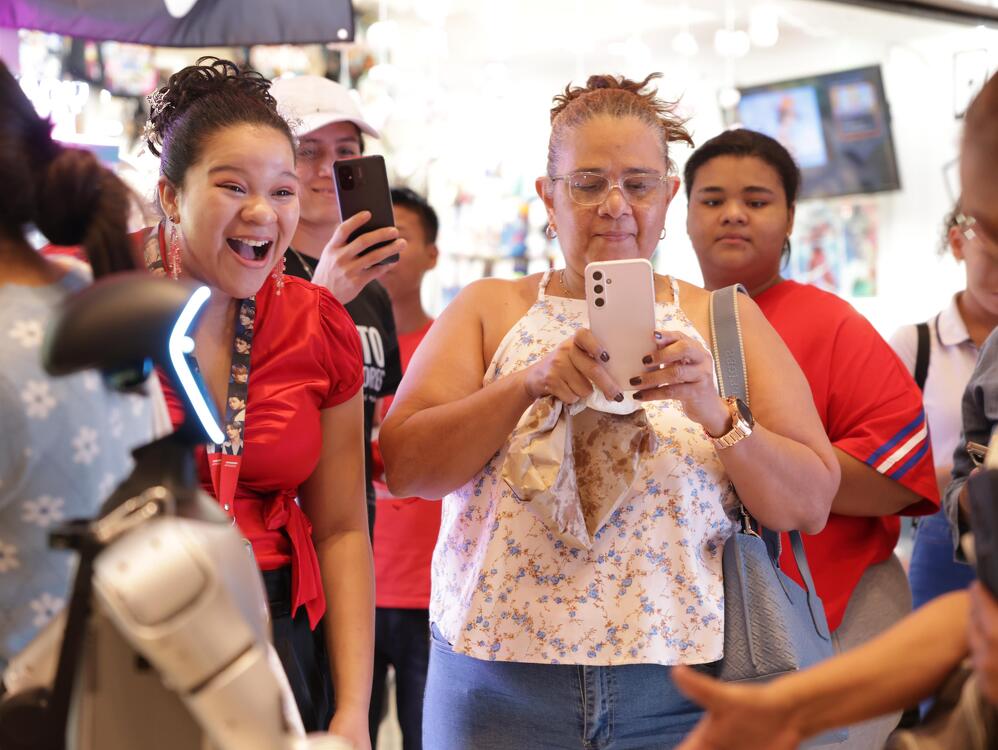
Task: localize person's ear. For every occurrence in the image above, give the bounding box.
[666,176,681,203]
[426,242,439,270]
[786,205,796,237]
[949,225,966,262]
[158,177,181,223]
[536,175,555,217]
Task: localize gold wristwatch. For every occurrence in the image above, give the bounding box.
[708,396,754,449]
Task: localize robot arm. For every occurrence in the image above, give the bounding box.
[90,504,348,750]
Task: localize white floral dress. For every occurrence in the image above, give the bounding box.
[430,271,737,666]
[0,266,153,667]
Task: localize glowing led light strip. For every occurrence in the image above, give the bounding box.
[168,285,225,445]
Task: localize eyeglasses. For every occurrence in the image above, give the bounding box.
[957,212,998,246]
[550,171,671,207]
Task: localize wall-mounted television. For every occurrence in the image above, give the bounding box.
[736,65,901,200]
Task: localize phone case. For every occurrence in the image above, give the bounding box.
[332,154,399,265]
[584,258,657,391]
[969,468,998,597]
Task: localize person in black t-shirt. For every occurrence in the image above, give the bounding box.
[272,75,404,538]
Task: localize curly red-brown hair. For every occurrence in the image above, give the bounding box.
[547,73,693,177]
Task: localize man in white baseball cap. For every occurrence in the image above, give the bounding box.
[271,74,404,300]
[271,74,404,549]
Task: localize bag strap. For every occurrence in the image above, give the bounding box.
[913,321,930,392]
[709,285,831,641]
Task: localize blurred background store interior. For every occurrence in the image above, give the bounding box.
[5,0,998,337]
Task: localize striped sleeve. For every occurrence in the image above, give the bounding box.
[863,411,931,481]
[829,314,939,515]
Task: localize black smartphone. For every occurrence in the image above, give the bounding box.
[332,155,399,266]
[969,468,998,597]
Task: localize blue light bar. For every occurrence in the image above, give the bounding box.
[167,285,224,445]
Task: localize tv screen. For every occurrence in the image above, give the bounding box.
[737,65,901,199]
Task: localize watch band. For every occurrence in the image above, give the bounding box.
[709,396,753,450]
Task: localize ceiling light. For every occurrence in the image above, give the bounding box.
[672,31,699,57]
[714,28,750,58]
[749,5,780,48]
[718,86,742,109]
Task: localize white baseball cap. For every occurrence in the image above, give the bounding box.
[270,75,380,139]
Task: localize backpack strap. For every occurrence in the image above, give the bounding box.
[913,321,930,392]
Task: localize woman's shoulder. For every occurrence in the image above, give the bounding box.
[258,275,358,342]
[266,274,349,317]
[454,273,540,310]
[776,280,857,316]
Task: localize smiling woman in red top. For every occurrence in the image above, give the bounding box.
[143,57,373,747]
[685,128,938,750]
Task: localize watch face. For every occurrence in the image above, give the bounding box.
[735,398,754,427]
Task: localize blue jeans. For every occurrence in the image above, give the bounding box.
[909,509,976,610]
[423,625,709,749]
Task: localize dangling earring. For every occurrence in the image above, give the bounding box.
[167,217,182,280]
[545,224,558,240]
[272,254,286,295]
[659,228,666,240]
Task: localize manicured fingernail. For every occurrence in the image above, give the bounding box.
[629,376,642,386]
[654,331,663,339]
[600,351,610,362]
[642,355,653,365]
[632,391,643,400]
[614,392,624,402]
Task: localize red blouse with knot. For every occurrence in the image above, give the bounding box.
[159,273,363,628]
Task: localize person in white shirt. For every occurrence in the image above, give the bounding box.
[890,201,998,609]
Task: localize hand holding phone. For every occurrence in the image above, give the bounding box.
[333,155,399,266]
[310,155,405,304]
[585,259,656,393]
[968,441,989,468]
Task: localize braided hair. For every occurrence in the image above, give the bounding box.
[145,56,295,188]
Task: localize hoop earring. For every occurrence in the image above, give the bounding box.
[272,254,286,295]
[167,218,182,280]
[659,228,666,240]
[545,224,557,240]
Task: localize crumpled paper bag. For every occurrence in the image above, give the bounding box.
[502,391,659,549]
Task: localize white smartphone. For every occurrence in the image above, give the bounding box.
[584,258,657,391]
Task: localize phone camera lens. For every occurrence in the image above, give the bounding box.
[337,166,355,189]
[594,284,604,294]
[595,298,605,307]
[592,271,603,281]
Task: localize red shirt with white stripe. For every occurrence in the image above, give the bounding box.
[756,281,938,630]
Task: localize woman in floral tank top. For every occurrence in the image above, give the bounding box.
[380,74,840,750]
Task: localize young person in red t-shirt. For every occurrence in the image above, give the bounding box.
[684,129,939,749]
[368,188,440,750]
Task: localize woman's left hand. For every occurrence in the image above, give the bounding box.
[328,708,372,749]
[631,330,729,435]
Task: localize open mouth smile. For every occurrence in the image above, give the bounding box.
[227,237,273,263]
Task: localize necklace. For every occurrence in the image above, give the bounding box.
[289,247,315,280]
[559,268,583,299]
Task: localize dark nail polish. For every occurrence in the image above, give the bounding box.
[654,331,663,339]
[600,351,610,362]
[632,391,643,400]
[629,376,642,386]
[614,392,624,402]
[642,355,653,365]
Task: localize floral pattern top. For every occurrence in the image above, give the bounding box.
[0,265,154,668]
[430,271,738,666]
